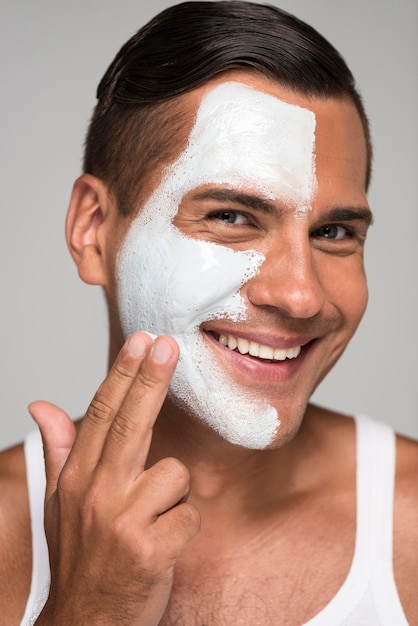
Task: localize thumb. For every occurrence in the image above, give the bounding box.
[28,400,77,500]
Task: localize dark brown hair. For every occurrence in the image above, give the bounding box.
[83,1,372,216]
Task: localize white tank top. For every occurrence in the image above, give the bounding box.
[20,415,409,625]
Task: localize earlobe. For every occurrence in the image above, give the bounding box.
[66,174,110,286]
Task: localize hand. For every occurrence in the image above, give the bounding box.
[29,332,200,626]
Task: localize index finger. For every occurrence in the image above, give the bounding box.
[99,335,179,478]
[66,331,154,474]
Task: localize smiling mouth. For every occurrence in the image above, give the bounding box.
[212,332,302,361]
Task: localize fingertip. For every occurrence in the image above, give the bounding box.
[124,332,179,363]
[28,401,76,443]
[28,400,53,425]
[28,401,77,493]
[28,400,66,422]
[125,332,154,359]
[150,336,179,364]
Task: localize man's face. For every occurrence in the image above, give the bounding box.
[115,73,370,449]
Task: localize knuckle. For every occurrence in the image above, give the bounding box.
[134,536,159,566]
[86,394,113,426]
[79,490,101,527]
[110,510,130,540]
[112,360,136,385]
[178,502,201,532]
[109,411,139,440]
[154,457,190,484]
[81,483,102,513]
[135,368,163,391]
[78,478,116,531]
[113,521,161,570]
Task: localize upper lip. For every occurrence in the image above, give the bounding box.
[203,325,319,350]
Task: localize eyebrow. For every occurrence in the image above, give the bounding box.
[320,206,374,226]
[191,187,374,225]
[191,188,278,215]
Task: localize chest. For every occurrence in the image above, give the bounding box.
[159,511,356,626]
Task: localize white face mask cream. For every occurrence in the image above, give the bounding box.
[117,81,316,448]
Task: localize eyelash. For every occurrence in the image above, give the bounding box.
[312,224,355,241]
[207,210,253,226]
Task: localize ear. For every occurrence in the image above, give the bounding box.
[65,174,112,286]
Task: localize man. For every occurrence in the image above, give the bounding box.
[0,1,417,624]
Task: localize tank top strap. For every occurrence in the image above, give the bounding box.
[354,414,395,564]
[305,415,408,625]
[354,414,407,624]
[20,430,50,625]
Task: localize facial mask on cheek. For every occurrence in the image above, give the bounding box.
[117,217,279,448]
[117,81,316,449]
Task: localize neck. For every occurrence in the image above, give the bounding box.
[149,398,324,515]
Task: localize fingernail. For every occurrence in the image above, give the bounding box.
[151,337,173,364]
[126,334,148,358]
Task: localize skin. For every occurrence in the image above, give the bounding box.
[0,72,417,625]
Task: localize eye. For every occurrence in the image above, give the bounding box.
[209,210,252,226]
[314,224,351,240]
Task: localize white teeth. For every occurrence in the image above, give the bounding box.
[227,335,238,350]
[249,341,259,357]
[274,348,287,361]
[237,337,250,354]
[259,345,274,359]
[216,334,302,361]
[219,334,228,346]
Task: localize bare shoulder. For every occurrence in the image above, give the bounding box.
[395,432,418,514]
[0,443,32,623]
[394,432,418,624]
[0,441,30,531]
[396,430,418,472]
[395,430,418,522]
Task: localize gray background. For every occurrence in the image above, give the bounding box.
[0,0,417,448]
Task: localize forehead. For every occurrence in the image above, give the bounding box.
[158,75,367,214]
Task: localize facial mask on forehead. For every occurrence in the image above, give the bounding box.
[117,81,317,449]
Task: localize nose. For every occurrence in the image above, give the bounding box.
[245,233,325,320]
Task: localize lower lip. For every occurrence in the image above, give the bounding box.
[204,331,310,384]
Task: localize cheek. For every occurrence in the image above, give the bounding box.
[116,220,264,338]
[350,277,368,327]
[101,226,126,305]
[324,261,368,329]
